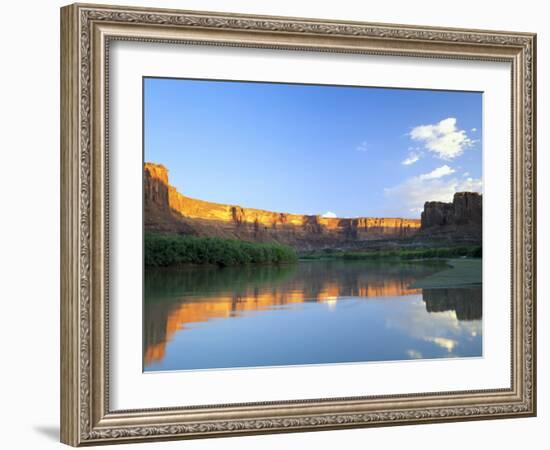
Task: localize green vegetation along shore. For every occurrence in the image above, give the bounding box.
[145,233,297,267]
[299,245,482,261]
[410,258,482,289]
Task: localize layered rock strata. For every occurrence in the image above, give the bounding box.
[144,163,421,249]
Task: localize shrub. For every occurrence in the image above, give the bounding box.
[144,233,297,267]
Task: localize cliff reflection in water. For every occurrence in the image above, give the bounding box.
[422,287,482,321]
[144,261,482,369]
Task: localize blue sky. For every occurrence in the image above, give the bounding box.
[144,77,482,219]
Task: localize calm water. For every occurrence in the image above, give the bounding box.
[143,260,482,371]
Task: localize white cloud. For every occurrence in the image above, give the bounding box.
[402,152,420,166]
[322,211,337,218]
[384,169,482,217]
[418,165,455,181]
[459,177,483,192]
[463,171,470,177]
[406,349,423,359]
[423,337,458,353]
[356,141,368,152]
[410,117,474,160]
[471,127,477,132]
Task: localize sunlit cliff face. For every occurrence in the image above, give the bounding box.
[145,162,169,185]
[143,277,421,365]
[144,162,421,241]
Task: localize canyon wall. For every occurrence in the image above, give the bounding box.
[420,192,482,243]
[144,163,421,249]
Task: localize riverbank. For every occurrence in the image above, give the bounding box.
[299,245,481,261]
[145,233,297,267]
[410,258,482,289]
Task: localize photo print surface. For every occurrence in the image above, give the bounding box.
[142,77,483,372]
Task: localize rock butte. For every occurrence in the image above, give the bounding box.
[144,163,421,249]
[420,192,483,242]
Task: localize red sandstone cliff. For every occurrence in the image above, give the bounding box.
[144,163,421,249]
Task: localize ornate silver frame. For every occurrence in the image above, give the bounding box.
[60,3,536,446]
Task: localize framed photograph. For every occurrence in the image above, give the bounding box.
[60,3,536,446]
